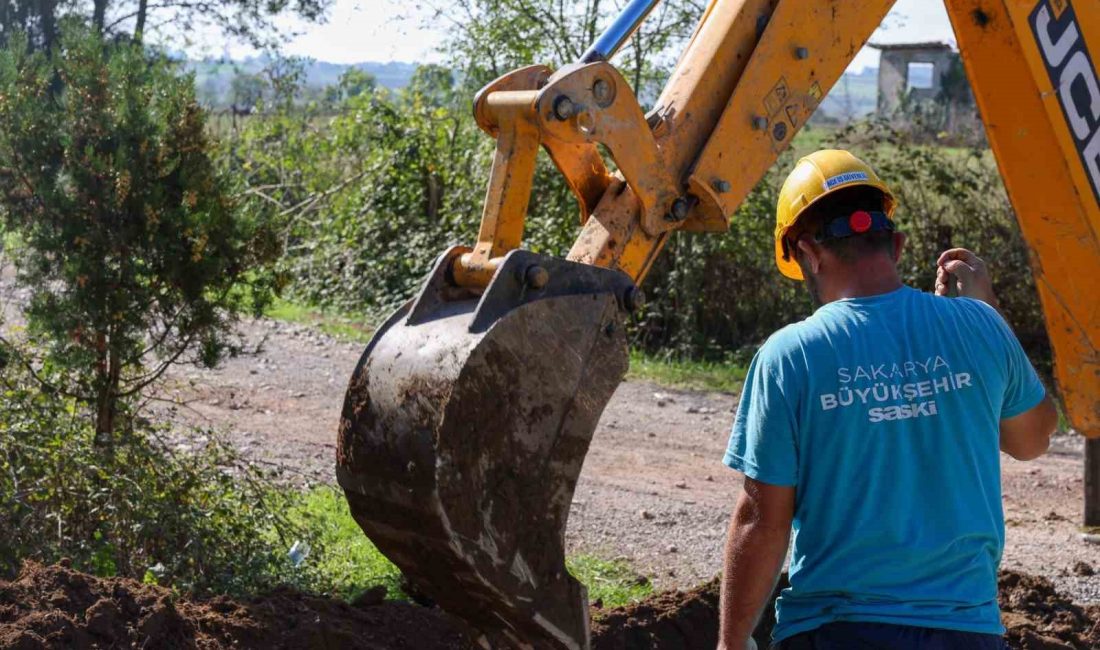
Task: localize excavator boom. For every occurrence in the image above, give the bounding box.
[337,1,1100,647]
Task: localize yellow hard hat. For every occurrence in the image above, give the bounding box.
[774,149,896,280]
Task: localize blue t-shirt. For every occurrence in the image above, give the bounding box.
[723,285,1045,642]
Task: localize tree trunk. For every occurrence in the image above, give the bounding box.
[94,389,114,445]
[423,168,441,222]
[134,0,148,40]
[92,0,108,32]
[38,0,58,51]
[94,334,120,449]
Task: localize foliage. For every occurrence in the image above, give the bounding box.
[323,68,377,108]
[634,120,1049,376]
[225,66,1049,375]
[0,27,279,437]
[231,72,267,108]
[0,0,328,53]
[626,351,747,394]
[430,0,704,97]
[225,60,579,317]
[0,0,60,51]
[0,346,314,596]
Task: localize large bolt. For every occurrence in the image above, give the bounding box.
[712,179,731,193]
[524,265,549,289]
[667,197,691,222]
[553,95,576,120]
[592,78,614,106]
[795,46,810,60]
[623,286,645,313]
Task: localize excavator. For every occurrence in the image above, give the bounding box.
[336,0,1099,647]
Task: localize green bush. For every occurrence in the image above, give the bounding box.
[633,149,811,358]
[226,75,1049,376]
[0,346,315,595]
[225,65,580,318]
[635,120,1049,375]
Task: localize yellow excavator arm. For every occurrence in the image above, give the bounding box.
[337,1,1099,647]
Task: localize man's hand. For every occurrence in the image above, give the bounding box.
[936,248,999,309]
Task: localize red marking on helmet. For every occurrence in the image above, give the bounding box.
[850,210,872,233]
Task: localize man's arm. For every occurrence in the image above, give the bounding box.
[718,477,794,650]
[1000,394,1057,460]
[935,247,1056,461]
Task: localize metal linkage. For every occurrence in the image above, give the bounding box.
[580,0,663,63]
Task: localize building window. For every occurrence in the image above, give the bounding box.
[907,62,935,90]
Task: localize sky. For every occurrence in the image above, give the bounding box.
[192,0,956,72]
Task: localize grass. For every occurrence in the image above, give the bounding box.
[627,351,747,394]
[285,487,405,601]
[265,298,378,343]
[287,486,652,607]
[566,554,653,607]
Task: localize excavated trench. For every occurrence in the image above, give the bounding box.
[1,561,1097,649]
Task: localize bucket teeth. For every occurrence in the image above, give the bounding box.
[337,249,633,649]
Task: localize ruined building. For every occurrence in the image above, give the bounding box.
[870,41,980,140]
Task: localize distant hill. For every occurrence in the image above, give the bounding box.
[816,66,878,120]
[186,57,419,107]
[186,54,877,121]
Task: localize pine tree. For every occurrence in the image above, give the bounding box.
[0,25,279,442]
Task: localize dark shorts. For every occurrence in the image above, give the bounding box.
[772,622,1006,650]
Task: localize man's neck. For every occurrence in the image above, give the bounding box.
[818,258,904,303]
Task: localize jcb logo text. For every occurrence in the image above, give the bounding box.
[1031,0,1100,205]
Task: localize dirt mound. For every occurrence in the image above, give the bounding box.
[2,562,1097,649]
[590,575,786,649]
[0,561,475,649]
[590,571,1099,650]
[999,571,1100,650]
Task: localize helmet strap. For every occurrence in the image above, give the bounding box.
[815,211,894,242]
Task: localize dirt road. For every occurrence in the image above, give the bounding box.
[154,316,1100,604]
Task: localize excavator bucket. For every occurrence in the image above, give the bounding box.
[336,247,637,649]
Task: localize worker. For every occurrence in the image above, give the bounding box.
[716,150,1059,650]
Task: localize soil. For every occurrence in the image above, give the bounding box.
[589,575,787,650]
[2,562,1096,650]
[999,571,1100,650]
[0,561,476,650]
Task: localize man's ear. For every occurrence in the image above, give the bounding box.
[891,231,907,264]
[795,236,823,276]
